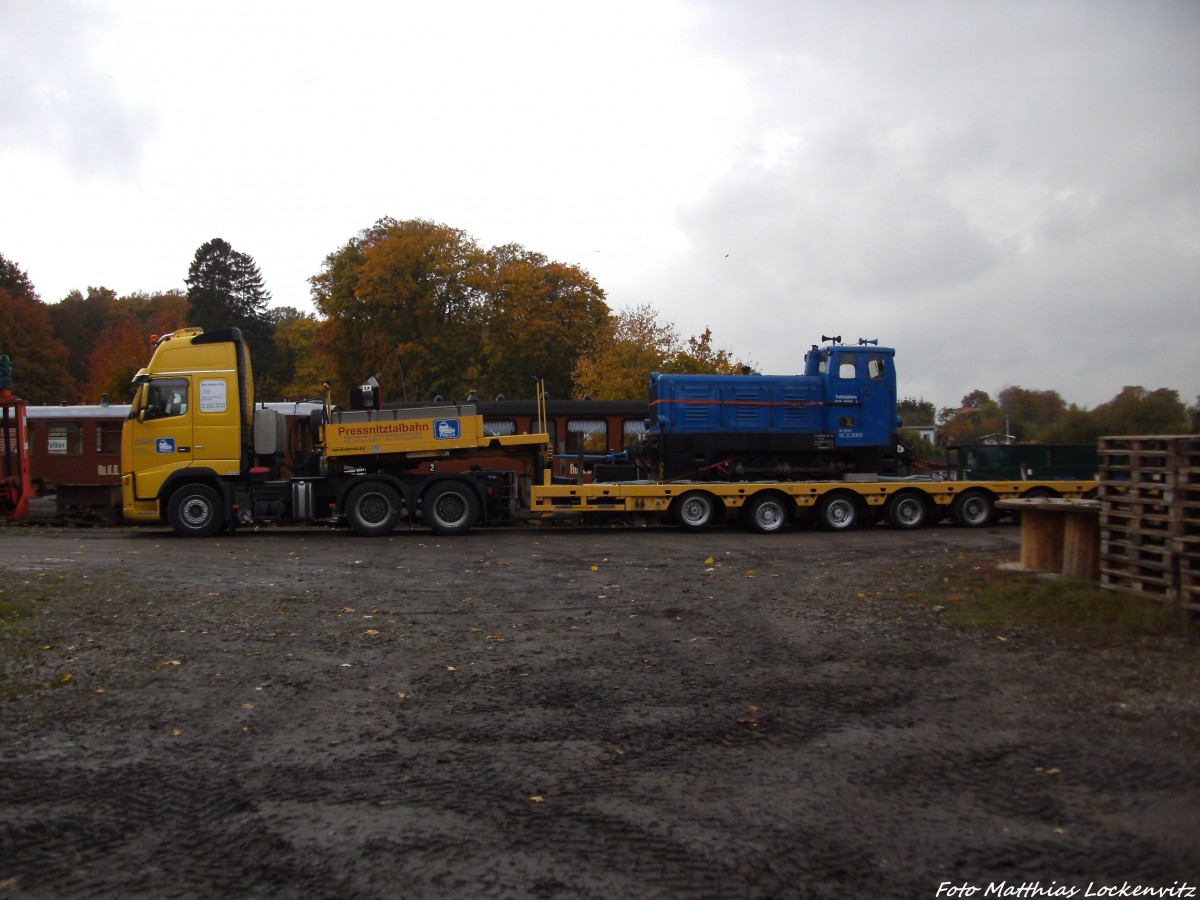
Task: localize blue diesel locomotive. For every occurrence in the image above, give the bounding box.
[638,340,907,481]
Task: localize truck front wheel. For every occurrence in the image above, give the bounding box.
[345,481,402,537]
[167,484,224,538]
[423,481,479,536]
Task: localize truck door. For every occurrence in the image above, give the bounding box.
[126,376,192,501]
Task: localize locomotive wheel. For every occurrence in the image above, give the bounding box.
[167,484,224,538]
[423,481,479,536]
[950,489,995,527]
[743,493,791,534]
[815,491,860,532]
[345,481,402,537]
[673,491,718,531]
[884,490,931,530]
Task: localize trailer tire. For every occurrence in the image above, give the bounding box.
[885,490,931,530]
[673,491,718,531]
[815,491,860,532]
[423,481,479,536]
[345,481,402,537]
[951,489,995,527]
[743,493,791,534]
[167,484,224,538]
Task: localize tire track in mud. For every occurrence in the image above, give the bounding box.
[2,527,1197,897]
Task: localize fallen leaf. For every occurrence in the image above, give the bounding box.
[529,795,545,803]
[364,629,380,636]
[59,673,73,684]
[705,556,715,564]
[171,728,182,737]
[590,565,599,572]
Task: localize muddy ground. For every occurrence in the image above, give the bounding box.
[1,522,1197,899]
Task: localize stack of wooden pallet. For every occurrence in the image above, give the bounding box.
[1098,435,1200,611]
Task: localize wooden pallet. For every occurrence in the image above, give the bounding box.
[1098,435,1199,609]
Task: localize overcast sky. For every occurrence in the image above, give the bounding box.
[2,0,1197,410]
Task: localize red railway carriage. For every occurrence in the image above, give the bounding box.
[26,404,130,518]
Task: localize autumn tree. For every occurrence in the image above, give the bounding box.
[668,327,751,375]
[572,303,750,400]
[82,320,155,402]
[997,386,1067,441]
[260,307,329,401]
[47,286,118,389]
[1090,386,1190,437]
[936,392,1006,446]
[0,253,75,402]
[897,397,936,426]
[480,244,609,399]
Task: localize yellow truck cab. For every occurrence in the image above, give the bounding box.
[122,327,548,537]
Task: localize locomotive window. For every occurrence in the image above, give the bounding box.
[622,418,647,451]
[47,423,83,455]
[97,422,122,455]
[566,418,608,455]
[838,356,857,379]
[484,418,517,437]
[867,357,886,380]
[143,378,189,420]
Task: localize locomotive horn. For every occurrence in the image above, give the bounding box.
[822,335,842,344]
[858,338,878,346]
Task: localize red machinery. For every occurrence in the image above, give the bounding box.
[0,354,34,519]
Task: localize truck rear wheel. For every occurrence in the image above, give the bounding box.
[951,489,995,527]
[167,484,224,538]
[423,481,479,536]
[673,491,718,531]
[743,493,791,534]
[815,491,860,531]
[345,481,402,536]
[885,490,931,530]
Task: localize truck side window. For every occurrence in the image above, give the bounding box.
[867,357,886,380]
[838,356,857,379]
[144,378,189,420]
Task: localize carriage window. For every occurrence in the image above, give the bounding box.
[622,418,647,451]
[483,418,517,437]
[867,357,886,380]
[143,378,189,420]
[97,422,123,454]
[838,356,857,379]
[566,418,607,455]
[47,423,83,455]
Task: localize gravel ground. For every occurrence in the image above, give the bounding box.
[1,522,1198,899]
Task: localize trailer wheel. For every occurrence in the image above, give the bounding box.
[345,481,402,537]
[167,484,224,538]
[673,491,718,531]
[950,489,995,527]
[744,493,791,534]
[815,491,860,532]
[885,490,931,530]
[423,481,479,536]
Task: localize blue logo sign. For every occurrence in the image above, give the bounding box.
[156,437,176,454]
[434,419,461,440]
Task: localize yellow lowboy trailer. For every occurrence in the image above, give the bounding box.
[527,472,1098,533]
